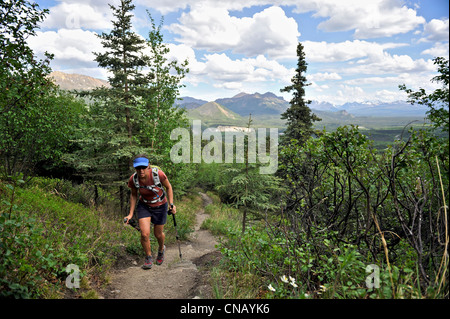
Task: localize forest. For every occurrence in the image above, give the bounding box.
[1,0,448,299]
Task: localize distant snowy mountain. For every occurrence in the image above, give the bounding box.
[309,101,339,112]
[335,101,428,117]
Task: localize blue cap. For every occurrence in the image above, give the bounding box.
[133,157,149,168]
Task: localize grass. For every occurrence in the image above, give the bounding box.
[200,191,241,236]
[198,191,267,299]
[211,267,265,299]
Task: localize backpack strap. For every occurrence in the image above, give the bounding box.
[132,172,139,188]
[151,167,161,187]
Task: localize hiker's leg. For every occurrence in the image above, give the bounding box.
[139,217,152,256]
[154,224,165,252]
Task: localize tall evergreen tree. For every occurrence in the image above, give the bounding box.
[280,42,320,146]
[278,42,321,217]
[69,0,151,213]
[93,0,149,144]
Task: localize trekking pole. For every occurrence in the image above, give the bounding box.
[168,209,182,260]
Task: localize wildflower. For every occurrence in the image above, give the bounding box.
[288,276,297,287]
[280,275,288,283]
[268,284,276,292]
[317,285,327,295]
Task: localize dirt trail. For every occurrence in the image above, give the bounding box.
[103,192,218,299]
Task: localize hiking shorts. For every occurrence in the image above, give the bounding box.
[136,201,168,225]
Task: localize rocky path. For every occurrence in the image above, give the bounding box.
[103,192,219,299]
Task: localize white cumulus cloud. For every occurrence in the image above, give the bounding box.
[169,51,293,90]
[303,40,387,62]
[294,0,425,39]
[166,5,299,59]
[28,28,106,78]
[423,18,449,42]
[41,0,114,30]
[303,40,435,76]
[421,42,450,58]
[309,72,342,82]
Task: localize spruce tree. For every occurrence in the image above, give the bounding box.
[93,0,149,144]
[280,42,320,146]
[278,43,320,212]
[70,0,150,213]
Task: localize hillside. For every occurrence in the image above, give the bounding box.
[48,71,110,90]
[216,92,289,116]
[187,101,246,126]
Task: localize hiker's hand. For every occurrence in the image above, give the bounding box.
[169,205,176,215]
[124,214,133,224]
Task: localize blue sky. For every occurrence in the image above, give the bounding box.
[30,0,449,105]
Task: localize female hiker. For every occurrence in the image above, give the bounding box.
[125,155,177,269]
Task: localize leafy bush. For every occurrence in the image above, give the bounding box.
[0,201,59,298]
[278,125,448,294]
[219,224,427,299]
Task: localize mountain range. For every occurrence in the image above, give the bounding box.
[177,92,428,119]
[216,92,289,115]
[49,71,428,121]
[175,91,290,116]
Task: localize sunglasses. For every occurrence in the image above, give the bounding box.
[135,166,148,170]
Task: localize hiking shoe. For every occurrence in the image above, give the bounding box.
[142,256,153,270]
[156,245,166,265]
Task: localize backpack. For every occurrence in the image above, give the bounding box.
[132,166,166,204]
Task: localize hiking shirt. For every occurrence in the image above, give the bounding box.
[127,169,168,207]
